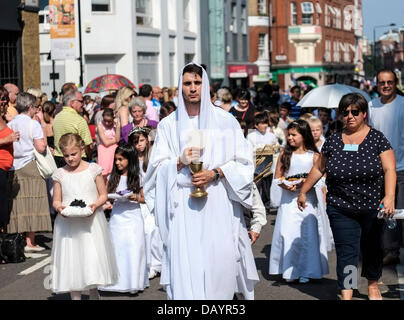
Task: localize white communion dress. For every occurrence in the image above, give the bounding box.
[99,175,149,292]
[269,151,329,281]
[50,163,118,293]
[140,163,163,278]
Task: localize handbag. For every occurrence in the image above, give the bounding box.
[0,233,26,263]
[30,120,57,179]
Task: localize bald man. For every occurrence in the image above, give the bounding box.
[4,83,19,122]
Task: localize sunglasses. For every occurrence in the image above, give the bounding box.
[343,109,361,117]
[0,96,8,102]
[377,80,395,86]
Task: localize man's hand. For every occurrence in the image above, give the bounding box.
[248,231,260,245]
[192,170,215,188]
[180,147,203,165]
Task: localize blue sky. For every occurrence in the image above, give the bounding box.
[363,0,404,42]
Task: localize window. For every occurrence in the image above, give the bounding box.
[333,41,340,62]
[185,53,194,64]
[301,2,314,25]
[136,0,153,27]
[183,0,191,31]
[290,2,297,25]
[91,0,112,12]
[258,34,268,59]
[231,4,237,33]
[334,8,341,29]
[258,0,267,15]
[324,40,331,62]
[325,5,331,27]
[241,6,247,34]
[137,52,159,84]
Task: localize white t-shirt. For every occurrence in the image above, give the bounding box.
[247,129,278,149]
[368,95,404,171]
[8,114,44,170]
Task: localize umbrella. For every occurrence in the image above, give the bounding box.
[297,84,371,109]
[84,74,136,93]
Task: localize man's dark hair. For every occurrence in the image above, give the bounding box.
[254,111,269,126]
[51,91,58,98]
[350,79,360,88]
[318,107,331,116]
[182,64,203,78]
[139,84,153,98]
[291,85,300,93]
[280,101,292,112]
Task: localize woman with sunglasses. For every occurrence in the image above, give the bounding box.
[297,93,396,300]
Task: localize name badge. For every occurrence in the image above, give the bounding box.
[343,144,359,152]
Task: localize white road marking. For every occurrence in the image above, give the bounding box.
[18,257,51,276]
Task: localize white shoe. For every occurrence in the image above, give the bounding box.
[148,270,160,280]
[24,245,45,252]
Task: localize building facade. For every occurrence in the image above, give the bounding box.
[269,0,363,91]
[200,0,257,89]
[39,0,201,96]
[0,0,41,90]
[375,28,404,86]
[248,0,271,86]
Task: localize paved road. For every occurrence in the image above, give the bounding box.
[0,209,402,300]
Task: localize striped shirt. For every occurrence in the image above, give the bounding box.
[53,107,92,157]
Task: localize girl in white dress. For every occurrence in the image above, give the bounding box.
[129,128,163,280]
[269,120,329,283]
[51,133,118,300]
[99,144,149,293]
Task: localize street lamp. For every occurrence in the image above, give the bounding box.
[373,23,396,72]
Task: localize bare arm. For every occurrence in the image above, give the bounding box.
[34,138,46,154]
[297,152,327,211]
[52,180,66,215]
[0,131,19,145]
[114,119,121,143]
[119,107,129,127]
[89,174,108,213]
[97,123,116,147]
[379,149,396,216]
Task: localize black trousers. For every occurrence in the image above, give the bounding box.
[0,169,12,230]
[327,205,384,290]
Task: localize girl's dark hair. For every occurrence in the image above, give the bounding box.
[267,110,280,127]
[42,101,56,124]
[128,129,150,173]
[337,93,368,115]
[102,108,114,118]
[107,144,140,194]
[237,118,248,137]
[100,94,115,109]
[280,119,319,173]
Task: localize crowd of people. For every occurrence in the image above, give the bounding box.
[0,63,403,301]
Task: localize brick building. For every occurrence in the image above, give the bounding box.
[0,0,41,90]
[249,0,271,86]
[269,0,363,92]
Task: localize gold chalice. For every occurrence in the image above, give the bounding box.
[189,162,208,198]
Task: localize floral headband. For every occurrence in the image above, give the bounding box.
[129,126,149,137]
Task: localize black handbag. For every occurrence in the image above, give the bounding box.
[0,233,26,263]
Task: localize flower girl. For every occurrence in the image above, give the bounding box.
[51,133,117,300]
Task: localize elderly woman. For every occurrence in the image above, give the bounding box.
[114,86,136,127]
[7,92,52,252]
[297,93,396,300]
[120,97,158,144]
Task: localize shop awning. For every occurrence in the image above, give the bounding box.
[228,64,259,78]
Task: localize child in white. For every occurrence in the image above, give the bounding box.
[246,112,278,149]
[269,120,329,283]
[51,133,118,300]
[129,127,163,280]
[99,144,149,293]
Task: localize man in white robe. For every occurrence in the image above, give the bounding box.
[144,63,259,300]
